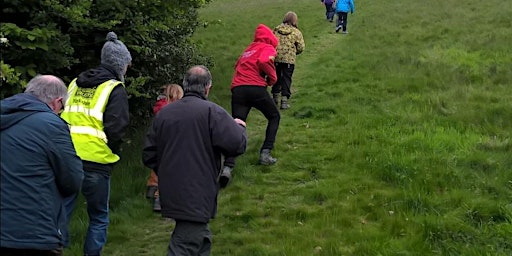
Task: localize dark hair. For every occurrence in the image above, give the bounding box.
[182,65,212,95]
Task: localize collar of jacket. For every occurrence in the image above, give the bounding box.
[183,91,207,100]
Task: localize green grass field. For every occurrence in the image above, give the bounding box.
[66,0,512,255]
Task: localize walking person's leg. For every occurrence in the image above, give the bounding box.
[327,4,335,21]
[271,62,285,106]
[220,87,252,187]
[252,88,280,164]
[146,170,158,199]
[336,12,343,32]
[341,12,348,33]
[62,192,79,247]
[81,171,111,256]
[279,63,295,109]
[167,220,211,256]
[324,4,330,20]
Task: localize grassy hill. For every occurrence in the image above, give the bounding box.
[66,0,511,255]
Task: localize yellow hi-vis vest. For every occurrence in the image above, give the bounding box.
[61,79,123,164]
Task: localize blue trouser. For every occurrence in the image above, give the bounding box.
[324,3,335,21]
[64,171,111,256]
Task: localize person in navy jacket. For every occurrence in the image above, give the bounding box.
[0,75,84,256]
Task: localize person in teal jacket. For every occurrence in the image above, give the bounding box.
[0,75,84,256]
[335,0,355,34]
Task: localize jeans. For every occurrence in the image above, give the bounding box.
[64,171,111,256]
[337,12,349,32]
[272,62,295,98]
[324,3,335,21]
[223,86,280,167]
[167,220,211,256]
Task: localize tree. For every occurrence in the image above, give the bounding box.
[1,0,212,118]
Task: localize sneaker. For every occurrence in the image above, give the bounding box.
[153,197,161,212]
[146,186,157,199]
[259,149,277,165]
[342,30,348,34]
[219,166,233,188]
[335,26,342,33]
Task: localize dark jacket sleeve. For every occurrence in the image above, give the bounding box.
[210,105,247,157]
[142,118,159,173]
[104,85,130,154]
[48,117,84,196]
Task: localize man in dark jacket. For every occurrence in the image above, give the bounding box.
[142,65,247,255]
[60,31,131,256]
[0,75,84,256]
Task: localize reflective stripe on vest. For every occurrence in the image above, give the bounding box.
[61,79,123,164]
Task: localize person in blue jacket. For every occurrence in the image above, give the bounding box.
[335,0,355,34]
[0,75,84,256]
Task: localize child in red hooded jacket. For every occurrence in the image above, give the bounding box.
[146,84,183,211]
[219,24,280,188]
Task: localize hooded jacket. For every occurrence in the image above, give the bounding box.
[231,24,279,89]
[71,64,130,172]
[335,0,355,13]
[274,24,305,64]
[0,93,84,250]
[142,92,247,223]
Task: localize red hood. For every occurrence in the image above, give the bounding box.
[253,24,278,48]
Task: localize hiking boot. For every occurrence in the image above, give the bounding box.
[259,149,277,165]
[153,197,161,212]
[272,93,280,106]
[280,96,290,109]
[146,186,157,199]
[219,166,233,188]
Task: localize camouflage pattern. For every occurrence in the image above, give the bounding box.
[273,24,305,64]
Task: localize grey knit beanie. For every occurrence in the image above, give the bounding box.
[101,32,132,82]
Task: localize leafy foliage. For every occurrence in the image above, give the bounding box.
[1,0,212,118]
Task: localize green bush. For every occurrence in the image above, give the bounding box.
[1,0,212,118]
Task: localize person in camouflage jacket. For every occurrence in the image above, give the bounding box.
[272,11,305,109]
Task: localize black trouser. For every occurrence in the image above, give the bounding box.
[336,12,348,32]
[0,247,63,256]
[224,86,280,167]
[272,62,295,98]
[167,220,211,256]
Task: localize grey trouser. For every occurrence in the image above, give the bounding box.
[167,220,212,256]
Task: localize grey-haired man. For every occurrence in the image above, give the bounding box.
[1,75,84,256]
[143,65,247,255]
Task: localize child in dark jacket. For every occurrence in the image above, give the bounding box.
[146,84,183,211]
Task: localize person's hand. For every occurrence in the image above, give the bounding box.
[234,118,246,127]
